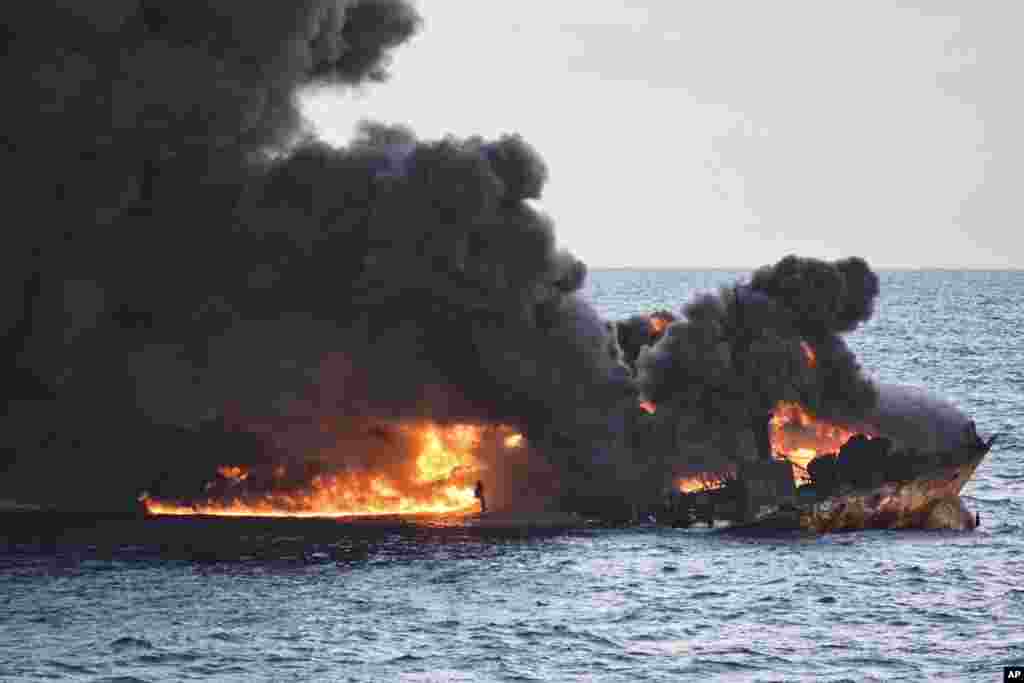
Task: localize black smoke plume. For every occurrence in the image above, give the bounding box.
[634,256,880,474]
[1,1,635,511]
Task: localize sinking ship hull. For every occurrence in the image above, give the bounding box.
[665,438,993,534]
[734,451,986,534]
[796,452,983,533]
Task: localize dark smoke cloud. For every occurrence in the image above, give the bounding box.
[2,0,421,508]
[635,256,880,472]
[1,1,636,511]
[3,0,420,389]
[749,255,880,336]
[615,311,676,371]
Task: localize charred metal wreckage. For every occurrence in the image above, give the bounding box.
[655,423,994,533]
[614,308,996,534]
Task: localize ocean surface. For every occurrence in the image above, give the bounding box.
[2,270,1022,682]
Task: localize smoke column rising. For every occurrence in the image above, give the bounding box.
[634,256,881,475]
[0,1,636,511]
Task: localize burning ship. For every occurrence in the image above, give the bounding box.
[0,2,994,536]
[618,297,996,533]
[650,393,994,533]
[135,263,996,535]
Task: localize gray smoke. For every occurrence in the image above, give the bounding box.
[867,383,975,454]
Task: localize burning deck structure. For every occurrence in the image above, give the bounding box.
[616,292,997,534]
[656,424,993,533]
[135,290,996,534]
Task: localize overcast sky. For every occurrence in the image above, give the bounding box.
[304,1,1022,269]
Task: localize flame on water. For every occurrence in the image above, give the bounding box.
[769,400,873,483]
[143,477,476,518]
[144,423,524,518]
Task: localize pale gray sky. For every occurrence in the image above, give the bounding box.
[304,1,1022,269]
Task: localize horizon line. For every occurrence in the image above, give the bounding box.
[588,266,1024,272]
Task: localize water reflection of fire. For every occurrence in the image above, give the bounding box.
[144,424,524,518]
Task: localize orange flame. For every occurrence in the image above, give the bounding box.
[649,316,671,335]
[216,465,248,482]
[678,473,725,494]
[769,400,873,482]
[800,341,817,369]
[416,425,472,483]
[639,401,656,414]
[143,423,503,518]
[677,465,737,494]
